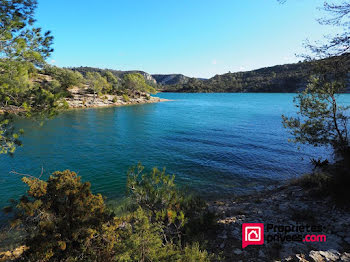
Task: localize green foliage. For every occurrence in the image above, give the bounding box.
[112,208,179,262]
[70,67,159,95]
[86,72,110,99]
[126,164,211,244]
[0,60,66,154]
[0,0,59,155]
[0,0,54,65]
[124,73,157,94]
[103,71,120,94]
[181,243,213,262]
[43,66,84,90]
[281,0,350,156]
[122,94,130,102]
[112,208,213,262]
[292,172,331,191]
[12,170,111,262]
[292,162,350,206]
[8,167,214,261]
[282,76,349,155]
[0,113,23,155]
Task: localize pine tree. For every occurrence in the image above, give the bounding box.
[0,0,60,155]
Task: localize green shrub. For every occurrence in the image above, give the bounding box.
[126,164,213,244]
[122,94,130,102]
[112,207,179,261]
[7,167,214,261]
[11,170,111,262]
[292,165,350,205]
[181,243,213,262]
[103,207,213,262]
[292,172,331,190]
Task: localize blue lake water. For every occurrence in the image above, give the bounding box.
[1,93,349,219]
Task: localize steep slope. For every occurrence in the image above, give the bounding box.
[152,74,191,85]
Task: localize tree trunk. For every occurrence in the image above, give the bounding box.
[331,95,346,150]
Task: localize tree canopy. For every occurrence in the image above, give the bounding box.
[282,0,350,158]
[0,0,53,64]
[0,0,60,155]
[282,77,349,155]
[123,73,157,94]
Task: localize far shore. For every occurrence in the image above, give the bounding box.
[65,87,171,110]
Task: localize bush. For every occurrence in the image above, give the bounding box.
[122,94,130,102]
[292,163,350,205]
[104,207,213,262]
[7,167,214,261]
[126,164,213,244]
[11,170,111,262]
[292,172,331,190]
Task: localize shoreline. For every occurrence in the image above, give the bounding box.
[66,97,170,110]
[65,87,170,109]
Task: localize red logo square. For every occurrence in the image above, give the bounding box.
[242,223,264,248]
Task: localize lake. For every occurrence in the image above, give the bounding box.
[1,93,348,219]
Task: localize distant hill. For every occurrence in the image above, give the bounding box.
[160,54,350,93]
[70,54,350,93]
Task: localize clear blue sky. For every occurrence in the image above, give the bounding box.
[35,0,338,78]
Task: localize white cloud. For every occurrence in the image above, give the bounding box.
[212,59,217,65]
[50,59,56,64]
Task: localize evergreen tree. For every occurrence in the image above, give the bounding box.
[86,72,110,100]
[124,73,157,94]
[282,77,349,155]
[282,1,350,158]
[103,71,120,94]
[0,0,59,155]
[11,170,111,262]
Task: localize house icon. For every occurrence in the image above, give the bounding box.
[242,223,264,248]
[248,230,260,241]
[245,226,261,241]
